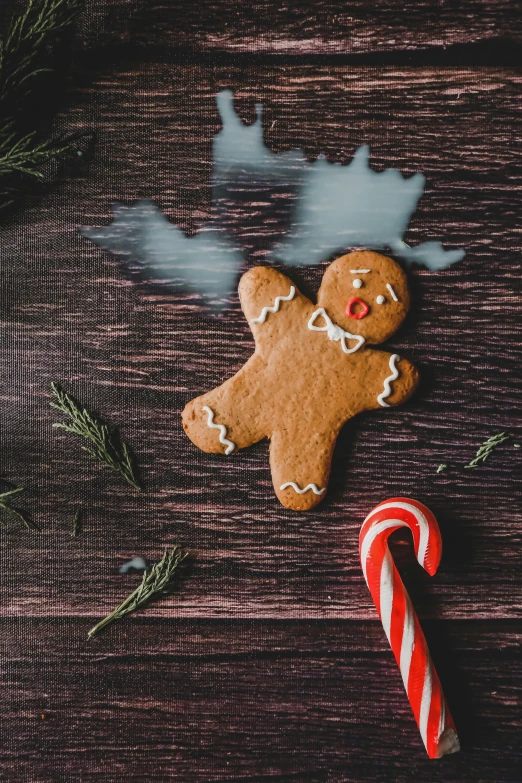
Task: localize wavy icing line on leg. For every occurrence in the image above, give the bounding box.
[377,353,400,407]
[280,482,325,495]
[249,286,295,324]
[202,406,235,454]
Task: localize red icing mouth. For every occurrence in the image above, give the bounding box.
[346,297,370,319]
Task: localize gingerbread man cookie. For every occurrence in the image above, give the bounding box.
[182,251,419,511]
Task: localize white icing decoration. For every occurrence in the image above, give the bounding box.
[280,482,325,495]
[202,406,235,454]
[308,308,365,354]
[352,278,363,289]
[249,286,295,324]
[350,269,371,273]
[377,354,400,407]
[376,295,385,304]
[386,283,399,302]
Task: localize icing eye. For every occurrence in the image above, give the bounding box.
[352,278,363,289]
[376,295,385,305]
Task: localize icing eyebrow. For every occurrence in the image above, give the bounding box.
[386,283,399,302]
[350,269,371,274]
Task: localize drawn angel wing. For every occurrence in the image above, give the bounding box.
[80,200,244,309]
[272,145,464,270]
[80,91,464,314]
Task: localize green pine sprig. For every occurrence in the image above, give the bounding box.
[464,432,510,469]
[0,485,38,530]
[0,132,77,179]
[0,0,83,209]
[50,383,142,491]
[87,546,187,639]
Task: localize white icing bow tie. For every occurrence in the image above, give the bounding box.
[308,308,365,354]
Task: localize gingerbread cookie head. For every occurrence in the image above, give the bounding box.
[316,250,410,345]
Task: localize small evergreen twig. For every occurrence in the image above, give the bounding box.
[72,508,82,537]
[87,546,187,639]
[436,463,448,473]
[464,432,510,469]
[0,0,83,208]
[0,486,38,530]
[0,132,77,179]
[50,383,142,491]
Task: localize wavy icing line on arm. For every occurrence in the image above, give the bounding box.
[249,286,295,324]
[280,482,325,495]
[377,354,400,407]
[202,406,235,454]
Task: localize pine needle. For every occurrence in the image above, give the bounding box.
[0,485,38,530]
[50,383,142,491]
[464,432,510,469]
[72,507,82,537]
[87,546,187,639]
[437,463,448,473]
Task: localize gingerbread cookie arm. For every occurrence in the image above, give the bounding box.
[239,266,309,347]
[373,353,419,409]
[182,354,269,455]
[269,426,339,511]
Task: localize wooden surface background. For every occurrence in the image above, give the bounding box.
[0,2,521,781]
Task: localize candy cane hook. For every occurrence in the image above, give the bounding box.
[359,498,460,759]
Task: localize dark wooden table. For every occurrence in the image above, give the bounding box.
[1,2,521,781]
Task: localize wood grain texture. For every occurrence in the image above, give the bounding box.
[1,20,522,782]
[0,618,521,782]
[71,0,522,55]
[1,64,521,619]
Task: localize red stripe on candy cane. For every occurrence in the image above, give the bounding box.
[359,498,460,759]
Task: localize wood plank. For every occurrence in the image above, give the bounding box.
[0,618,521,781]
[1,64,521,619]
[73,1,522,56]
[0,31,521,783]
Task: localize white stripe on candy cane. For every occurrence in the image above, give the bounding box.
[379,549,394,643]
[360,519,405,585]
[419,655,434,750]
[399,592,416,691]
[363,501,431,569]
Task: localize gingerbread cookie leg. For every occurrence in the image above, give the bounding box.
[269,427,339,511]
[182,357,269,456]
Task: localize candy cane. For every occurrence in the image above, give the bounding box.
[359,498,460,759]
